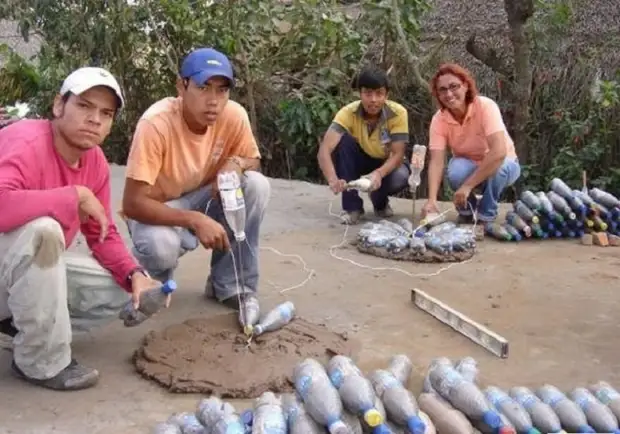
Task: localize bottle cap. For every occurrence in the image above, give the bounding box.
[363,408,383,427]
[162,280,177,294]
[243,324,254,336]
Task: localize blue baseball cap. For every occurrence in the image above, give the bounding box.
[180,47,235,87]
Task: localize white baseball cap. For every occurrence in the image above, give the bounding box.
[60,67,125,109]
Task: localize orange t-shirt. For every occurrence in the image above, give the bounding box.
[125,97,260,202]
[428,95,517,164]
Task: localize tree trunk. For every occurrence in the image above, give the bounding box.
[466,0,534,167]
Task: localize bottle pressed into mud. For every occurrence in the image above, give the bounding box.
[218,170,247,242]
[239,294,260,336]
[253,302,296,336]
[119,279,177,327]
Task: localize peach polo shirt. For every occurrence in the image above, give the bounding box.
[428,95,517,164]
[125,97,260,202]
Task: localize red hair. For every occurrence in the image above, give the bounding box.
[430,63,479,109]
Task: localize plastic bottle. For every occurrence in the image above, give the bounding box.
[509,387,564,433]
[369,369,426,434]
[342,409,364,434]
[281,392,324,434]
[253,302,295,336]
[387,236,411,254]
[293,358,350,434]
[505,211,532,237]
[484,386,540,434]
[239,294,261,336]
[454,357,479,384]
[251,391,287,434]
[520,191,542,212]
[119,279,177,327]
[502,223,522,241]
[166,412,206,434]
[196,396,236,427]
[546,191,577,220]
[418,392,475,434]
[409,144,427,189]
[536,191,565,223]
[536,384,595,432]
[218,170,246,241]
[569,387,620,434]
[589,187,620,209]
[212,412,246,434]
[427,363,505,433]
[513,201,540,224]
[396,218,414,234]
[423,358,453,397]
[387,354,412,387]
[589,381,620,420]
[484,222,512,241]
[153,422,182,434]
[420,213,447,227]
[327,355,384,428]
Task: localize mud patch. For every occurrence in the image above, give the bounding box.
[133,312,360,398]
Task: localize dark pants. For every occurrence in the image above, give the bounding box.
[332,134,410,212]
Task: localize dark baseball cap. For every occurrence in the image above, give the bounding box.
[180,47,235,87]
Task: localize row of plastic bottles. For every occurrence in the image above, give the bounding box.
[486,177,620,242]
[423,356,620,434]
[357,219,476,256]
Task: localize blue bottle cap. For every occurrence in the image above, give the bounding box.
[482,411,501,429]
[162,280,177,294]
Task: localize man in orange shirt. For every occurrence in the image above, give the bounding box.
[121,48,270,309]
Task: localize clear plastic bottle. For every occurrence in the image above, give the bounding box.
[218,170,246,242]
[253,302,296,336]
[251,391,287,434]
[119,279,177,327]
[240,294,260,336]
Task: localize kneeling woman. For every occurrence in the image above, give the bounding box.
[422,63,521,223]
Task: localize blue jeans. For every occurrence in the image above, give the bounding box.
[126,171,271,301]
[447,157,521,222]
[333,134,410,212]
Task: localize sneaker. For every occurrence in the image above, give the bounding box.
[12,358,99,391]
[374,204,394,218]
[456,214,475,225]
[340,209,365,225]
[205,280,250,310]
[0,317,17,338]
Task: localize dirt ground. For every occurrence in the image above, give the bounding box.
[1,165,619,434]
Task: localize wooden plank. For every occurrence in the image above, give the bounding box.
[411,287,509,358]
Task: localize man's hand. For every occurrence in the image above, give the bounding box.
[453,184,473,209]
[76,185,109,242]
[421,200,440,218]
[328,177,346,194]
[0,107,18,129]
[366,170,382,192]
[188,211,230,251]
[212,159,244,199]
[130,272,166,311]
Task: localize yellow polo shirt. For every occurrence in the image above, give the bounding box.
[329,100,409,159]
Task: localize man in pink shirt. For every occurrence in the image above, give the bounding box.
[0,67,158,391]
[422,63,520,223]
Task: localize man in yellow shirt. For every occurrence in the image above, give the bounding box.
[317,66,411,224]
[121,47,271,309]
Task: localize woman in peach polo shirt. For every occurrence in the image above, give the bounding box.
[421,63,521,223]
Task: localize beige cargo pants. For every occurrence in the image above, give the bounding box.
[0,217,130,380]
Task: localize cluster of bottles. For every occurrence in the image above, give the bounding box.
[423,356,620,434]
[152,353,436,434]
[237,296,296,338]
[357,218,476,257]
[485,177,620,242]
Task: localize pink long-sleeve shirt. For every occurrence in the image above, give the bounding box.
[0,119,138,292]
